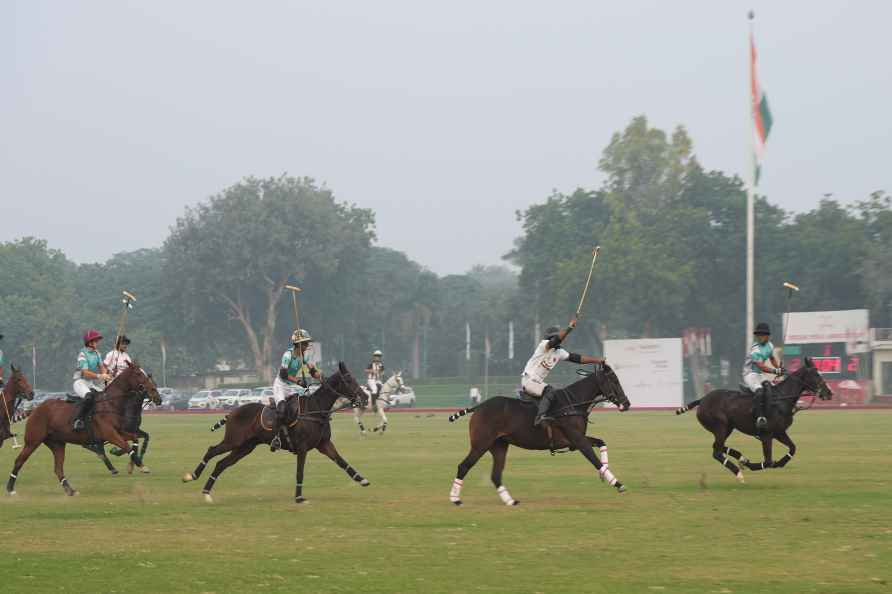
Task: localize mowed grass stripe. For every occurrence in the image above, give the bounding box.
[0,410,890,594]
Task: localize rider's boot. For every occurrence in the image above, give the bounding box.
[533,386,556,427]
[270,400,285,452]
[754,383,769,430]
[72,390,98,431]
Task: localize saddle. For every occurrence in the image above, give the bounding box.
[260,403,297,452]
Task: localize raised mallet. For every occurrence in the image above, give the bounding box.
[575,246,601,318]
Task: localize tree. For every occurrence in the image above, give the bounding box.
[163,176,375,381]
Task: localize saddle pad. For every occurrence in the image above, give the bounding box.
[65,395,83,403]
[259,406,276,431]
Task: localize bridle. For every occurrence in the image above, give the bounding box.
[770,369,831,412]
[3,370,33,421]
[549,365,628,417]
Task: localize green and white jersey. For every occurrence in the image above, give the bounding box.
[280,350,311,384]
[74,347,103,380]
[744,341,775,375]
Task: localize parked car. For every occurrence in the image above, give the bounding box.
[219,388,252,409]
[23,391,67,412]
[188,389,223,410]
[160,389,190,411]
[388,385,416,407]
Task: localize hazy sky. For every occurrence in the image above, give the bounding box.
[3,2,890,275]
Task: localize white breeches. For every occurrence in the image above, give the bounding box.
[742,372,766,392]
[367,379,381,394]
[273,377,301,404]
[521,376,548,397]
[73,378,103,398]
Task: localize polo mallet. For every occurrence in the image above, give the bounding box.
[1,387,21,449]
[781,281,799,347]
[575,246,601,319]
[109,290,136,379]
[285,285,308,403]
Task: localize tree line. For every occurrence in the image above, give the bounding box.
[2,116,889,390]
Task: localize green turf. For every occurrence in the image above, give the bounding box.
[1,410,890,594]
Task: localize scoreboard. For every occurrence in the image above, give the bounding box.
[783,343,862,379]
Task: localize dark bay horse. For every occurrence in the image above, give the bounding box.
[183,362,369,503]
[6,364,161,496]
[675,357,833,482]
[0,366,35,447]
[447,364,631,506]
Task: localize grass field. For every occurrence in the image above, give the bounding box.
[1,409,890,594]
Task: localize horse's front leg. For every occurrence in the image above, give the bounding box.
[294,450,308,503]
[772,431,796,468]
[586,437,609,471]
[353,408,366,435]
[565,426,625,493]
[316,439,370,486]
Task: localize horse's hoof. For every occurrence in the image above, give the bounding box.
[451,499,462,506]
[616,484,627,494]
[510,500,520,506]
[203,493,214,504]
[110,470,119,476]
[736,471,746,484]
[182,473,194,483]
[7,490,16,497]
[360,478,370,487]
[295,496,307,504]
[140,467,151,474]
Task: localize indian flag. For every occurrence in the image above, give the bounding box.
[750,32,773,186]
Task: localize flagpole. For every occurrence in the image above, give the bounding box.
[745,10,756,352]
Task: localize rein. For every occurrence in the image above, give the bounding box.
[288,373,364,426]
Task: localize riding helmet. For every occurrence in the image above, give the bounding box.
[753,322,771,336]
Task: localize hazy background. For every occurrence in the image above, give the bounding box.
[3,1,890,274]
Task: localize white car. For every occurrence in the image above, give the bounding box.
[238,387,271,406]
[188,390,222,410]
[219,388,252,409]
[387,386,416,407]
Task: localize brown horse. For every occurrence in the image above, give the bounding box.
[183,362,369,503]
[0,366,35,447]
[675,357,833,482]
[447,364,631,506]
[6,363,161,496]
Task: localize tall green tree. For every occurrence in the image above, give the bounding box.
[163,176,374,381]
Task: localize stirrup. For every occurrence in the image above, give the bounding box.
[534,414,552,427]
[73,419,85,431]
[755,416,768,429]
[270,435,282,451]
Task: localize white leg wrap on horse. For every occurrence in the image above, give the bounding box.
[599,446,609,467]
[496,485,515,506]
[449,478,463,502]
[599,467,617,487]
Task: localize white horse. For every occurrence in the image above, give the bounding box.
[354,371,404,435]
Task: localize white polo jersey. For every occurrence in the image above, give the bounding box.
[104,350,133,377]
[522,340,570,384]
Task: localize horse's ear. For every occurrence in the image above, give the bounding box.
[804,357,814,368]
[10,364,17,373]
[338,361,348,374]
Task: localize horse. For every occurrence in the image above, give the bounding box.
[0,366,36,448]
[447,364,631,506]
[675,357,833,483]
[354,370,404,434]
[6,363,162,496]
[183,362,370,503]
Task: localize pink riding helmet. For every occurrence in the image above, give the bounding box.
[83,329,103,345]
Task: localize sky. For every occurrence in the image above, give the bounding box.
[2,2,890,275]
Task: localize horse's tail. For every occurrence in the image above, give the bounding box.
[675,399,701,415]
[11,409,33,424]
[448,406,478,422]
[210,416,228,432]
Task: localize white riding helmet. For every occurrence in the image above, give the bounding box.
[291,329,313,344]
[372,349,383,357]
